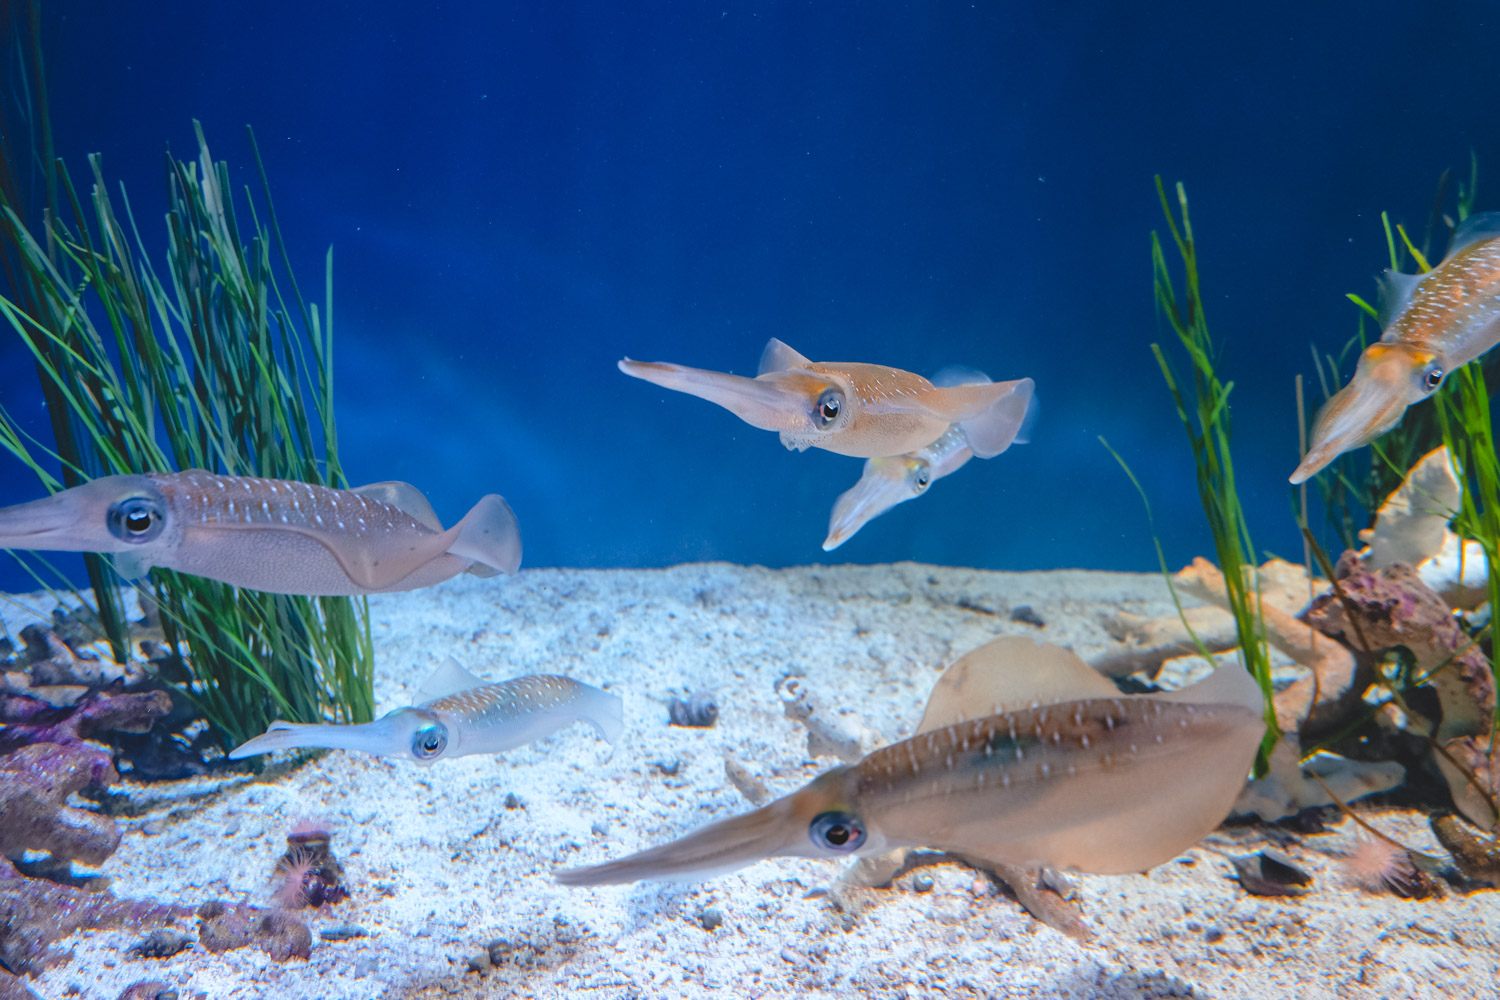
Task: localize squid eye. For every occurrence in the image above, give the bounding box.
[911,463,931,491]
[106,496,165,543]
[816,389,843,427]
[808,810,866,854]
[411,723,448,760]
[1422,364,1445,394]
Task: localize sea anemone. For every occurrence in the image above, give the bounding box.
[1343,835,1422,896]
[270,818,349,909]
[271,848,321,909]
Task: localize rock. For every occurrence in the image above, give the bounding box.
[256,911,312,962]
[724,757,769,805]
[1177,557,1356,734]
[776,674,868,764]
[1233,740,1405,822]
[1094,606,1237,678]
[1363,446,1488,608]
[667,692,719,728]
[697,906,723,931]
[1305,555,1493,742]
[1008,605,1046,628]
[1431,812,1500,888]
[0,857,190,976]
[1303,554,1497,829]
[0,743,121,866]
[128,928,193,959]
[1434,734,1500,832]
[197,900,310,962]
[1231,849,1312,897]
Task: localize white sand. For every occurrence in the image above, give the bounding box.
[11,564,1500,999]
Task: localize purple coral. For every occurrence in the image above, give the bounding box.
[0,744,120,866]
[1304,553,1499,829]
[0,858,190,976]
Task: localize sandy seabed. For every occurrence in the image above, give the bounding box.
[9,563,1500,1000]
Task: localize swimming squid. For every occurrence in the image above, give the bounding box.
[823,427,974,551]
[619,339,1034,459]
[1292,212,1500,484]
[556,636,1263,886]
[0,470,521,595]
[229,659,622,763]
[823,370,1033,550]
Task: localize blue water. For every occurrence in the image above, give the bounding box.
[3,2,1498,593]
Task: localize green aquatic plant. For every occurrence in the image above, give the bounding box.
[1148,177,1280,769]
[0,119,375,747]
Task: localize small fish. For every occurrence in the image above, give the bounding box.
[0,470,521,595]
[823,369,1034,550]
[1293,212,1500,483]
[556,637,1263,886]
[229,659,623,763]
[619,339,1033,459]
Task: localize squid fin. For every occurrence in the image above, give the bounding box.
[757,338,813,375]
[417,657,487,704]
[916,636,1118,733]
[351,481,443,531]
[446,494,523,575]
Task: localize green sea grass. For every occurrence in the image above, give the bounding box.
[1149,178,1280,770]
[0,119,374,747]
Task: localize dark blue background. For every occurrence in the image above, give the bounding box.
[2,2,1496,591]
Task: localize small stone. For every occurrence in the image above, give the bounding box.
[697,906,723,931]
[116,983,177,1000]
[486,938,511,964]
[652,759,682,777]
[1231,849,1312,897]
[257,911,312,962]
[503,793,524,810]
[668,693,719,728]
[128,928,192,959]
[467,950,492,974]
[590,822,607,837]
[724,758,770,806]
[1009,605,1046,628]
[911,873,935,894]
[319,924,369,942]
[1204,925,1225,943]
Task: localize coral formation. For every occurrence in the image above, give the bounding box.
[0,744,120,866]
[1303,553,1497,829]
